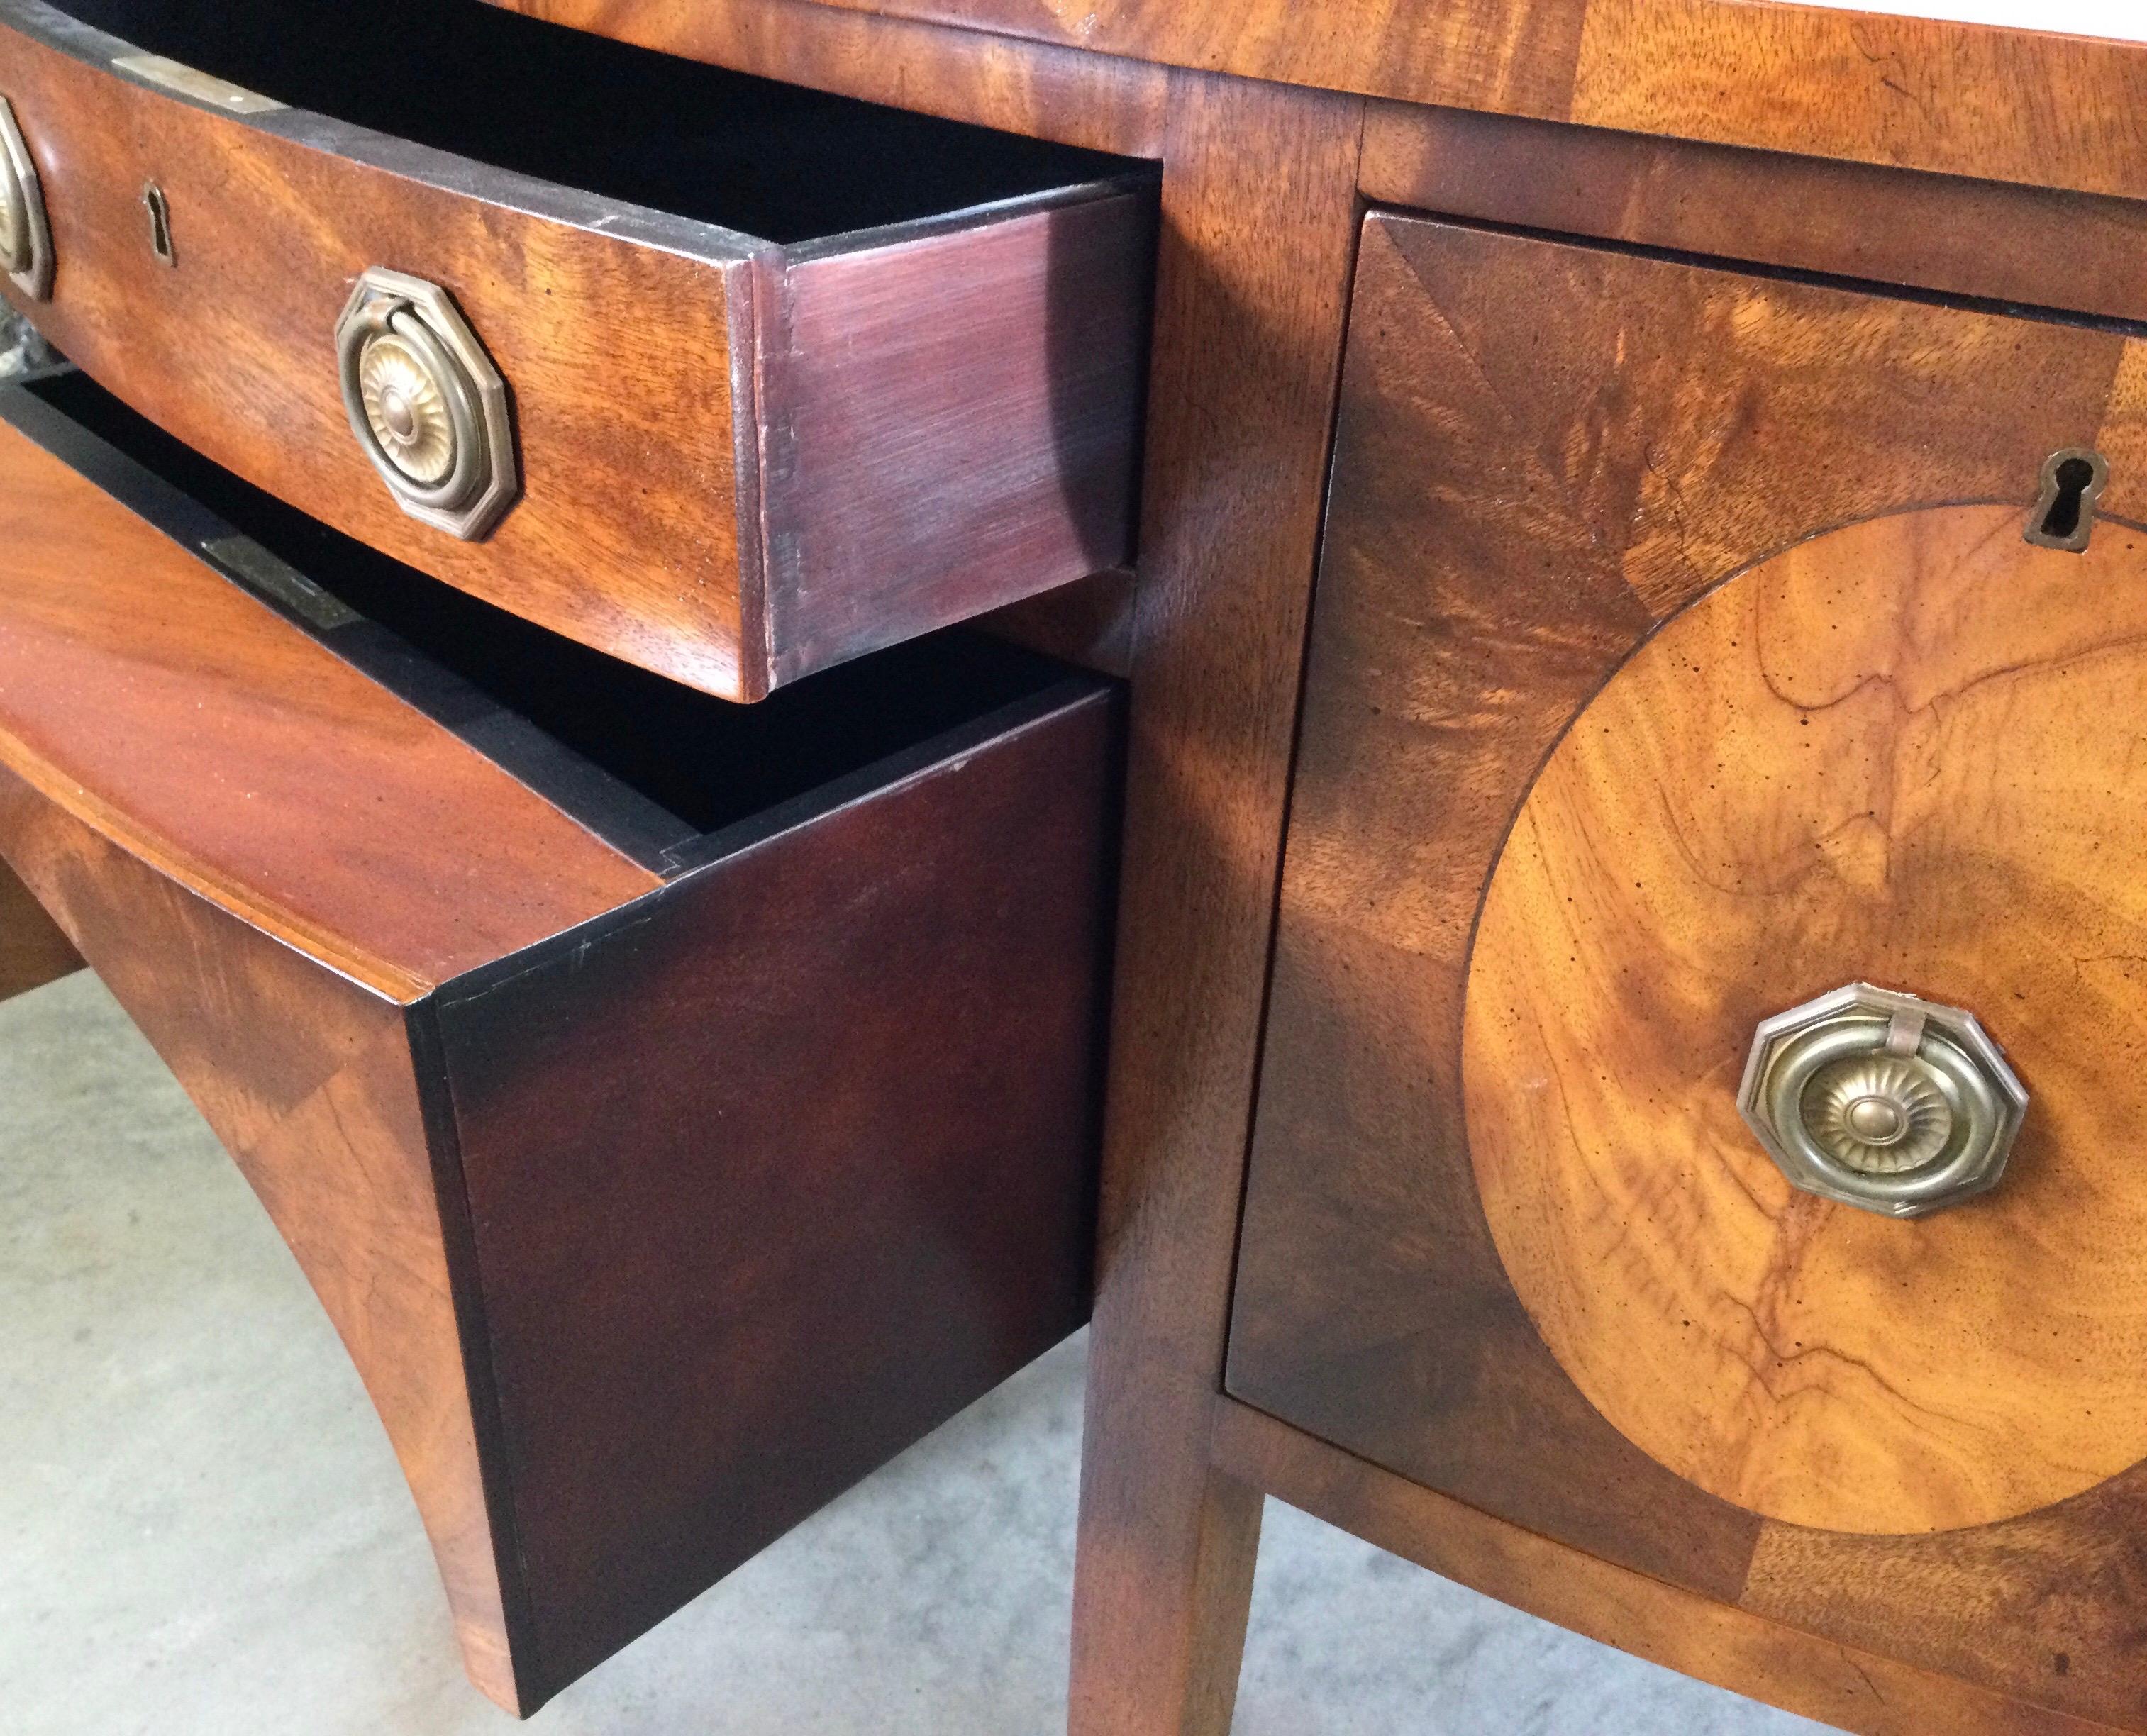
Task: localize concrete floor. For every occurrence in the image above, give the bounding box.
[1,970,1824,1735]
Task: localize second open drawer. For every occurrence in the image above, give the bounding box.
[0,367,1120,1714]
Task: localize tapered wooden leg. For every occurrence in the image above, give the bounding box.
[0,849,80,1001]
[1067,69,1365,1736]
[1073,1379,1263,1735]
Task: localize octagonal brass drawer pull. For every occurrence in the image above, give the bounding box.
[1737,982,2028,1218]
[335,268,516,540]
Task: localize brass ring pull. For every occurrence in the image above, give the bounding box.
[1737,983,2027,1218]
[334,268,516,539]
[0,95,53,300]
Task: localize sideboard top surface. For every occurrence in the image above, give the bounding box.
[500,0,2147,202]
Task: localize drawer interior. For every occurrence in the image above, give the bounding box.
[52,0,1137,243]
[19,369,1087,874]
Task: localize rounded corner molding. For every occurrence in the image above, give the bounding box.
[0,94,54,301]
[1736,982,2028,1220]
[335,268,516,540]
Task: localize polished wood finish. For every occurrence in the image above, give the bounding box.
[1213,1401,2132,1736]
[1067,72,1365,1736]
[505,0,2147,201]
[17,0,2147,1727]
[0,0,1151,698]
[435,686,1115,1694]
[0,385,1119,1713]
[0,419,656,998]
[758,191,1150,684]
[1360,102,2147,330]
[1468,504,2147,1537]
[1227,211,2147,1730]
[0,850,79,1001]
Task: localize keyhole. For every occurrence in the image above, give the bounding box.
[140,182,174,267]
[2025,447,2108,552]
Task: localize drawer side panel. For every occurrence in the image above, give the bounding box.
[433,682,1119,1703]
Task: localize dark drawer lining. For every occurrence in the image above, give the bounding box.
[39,0,1145,247]
[8,370,1094,874]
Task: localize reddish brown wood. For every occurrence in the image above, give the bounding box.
[1067,72,1365,1736]
[0,0,1150,698]
[1360,101,2147,328]
[1212,1401,2134,1736]
[759,190,1151,684]
[0,419,657,998]
[979,567,1138,679]
[498,0,2147,202]
[0,850,79,1001]
[1226,210,2147,1729]
[434,683,1117,1695]
[0,380,1120,1713]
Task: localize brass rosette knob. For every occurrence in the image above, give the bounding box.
[334,268,516,539]
[1736,983,2027,1218]
[0,95,53,300]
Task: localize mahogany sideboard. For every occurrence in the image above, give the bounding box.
[6,0,2147,1730]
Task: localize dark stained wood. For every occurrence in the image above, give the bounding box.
[1212,1400,2135,1736]
[499,0,2147,203]
[1067,72,1365,1736]
[0,850,79,1001]
[1361,101,2147,328]
[0,774,526,1708]
[759,191,1151,685]
[979,567,1139,679]
[434,680,1118,1699]
[1226,210,2147,1728]
[0,380,1121,1713]
[0,418,658,999]
[0,0,1151,698]
[501,0,1168,155]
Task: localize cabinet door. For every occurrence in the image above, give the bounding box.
[1230,210,2147,1727]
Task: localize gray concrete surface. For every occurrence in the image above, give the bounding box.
[1,970,1823,1735]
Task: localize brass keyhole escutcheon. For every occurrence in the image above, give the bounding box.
[334,268,517,540]
[0,94,52,299]
[1736,984,2028,1218]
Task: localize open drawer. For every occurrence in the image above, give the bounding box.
[0,368,1119,1713]
[0,0,1155,698]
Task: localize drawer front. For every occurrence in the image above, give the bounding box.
[0,371,1119,1711]
[0,0,1152,699]
[1231,212,2147,1727]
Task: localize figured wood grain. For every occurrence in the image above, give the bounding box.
[0,774,525,1709]
[1467,505,2147,1537]
[0,5,758,694]
[1067,73,1365,1736]
[1228,211,2147,1727]
[1213,1400,2135,1736]
[507,0,2147,201]
[0,848,79,1000]
[0,3,1153,698]
[1360,102,2147,328]
[0,420,657,999]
